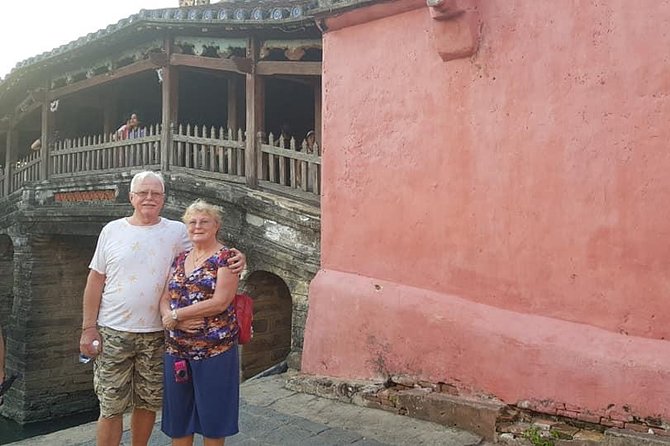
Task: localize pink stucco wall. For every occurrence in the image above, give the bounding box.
[303,0,670,420]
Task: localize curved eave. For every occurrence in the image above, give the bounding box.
[310,0,385,17]
[0,4,318,90]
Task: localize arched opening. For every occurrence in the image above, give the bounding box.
[241,271,292,379]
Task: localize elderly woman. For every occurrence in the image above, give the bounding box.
[160,199,241,446]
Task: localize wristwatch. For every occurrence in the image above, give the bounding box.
[171,309,178,321]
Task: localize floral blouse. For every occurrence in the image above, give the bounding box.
[165,247,239,360]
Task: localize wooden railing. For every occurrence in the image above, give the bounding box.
[172,124,245,183]
[2,124,322,204]
[259,133,321,200]
[50,126,161,178]
[12,151,41,193]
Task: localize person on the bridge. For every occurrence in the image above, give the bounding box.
[304,130,317,154]
[160,199,241,445]
[79,171,246,446]
[115,112,142,140]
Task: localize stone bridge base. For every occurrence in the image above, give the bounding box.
[0,171,320,423]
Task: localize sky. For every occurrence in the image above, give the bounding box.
[0,0,178,79]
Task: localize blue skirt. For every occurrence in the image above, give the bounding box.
[161,345,239,438]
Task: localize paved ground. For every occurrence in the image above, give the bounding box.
[9,374,485,446]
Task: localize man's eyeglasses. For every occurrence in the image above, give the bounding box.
[132,191,164,199]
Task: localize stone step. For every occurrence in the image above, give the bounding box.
[285,373,504,441]
[605,428,670,446]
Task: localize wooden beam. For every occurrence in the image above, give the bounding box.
[245,74,264,187]
[245,38,264,188]
[227,77,239,132]
[14,100,42,124]
[48,59,159,101]
[256,61,322,76]
[314,80,322,147]
[4,127,16,195]
[161,38,179,172]
[168,67,179,126]
[39,99,53,180]
[103,85,118,135]
[0,118,11,132]
[170,54,252,75]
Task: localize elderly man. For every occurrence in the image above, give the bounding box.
[79,171,246,446]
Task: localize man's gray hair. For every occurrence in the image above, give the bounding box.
[130,171,165,192]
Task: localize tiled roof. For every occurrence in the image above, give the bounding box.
[3,1,321,80]
[0,0,380,93]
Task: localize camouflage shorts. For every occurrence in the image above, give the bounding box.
[94,327,164,418]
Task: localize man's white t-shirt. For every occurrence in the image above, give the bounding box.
[89,217,190,332]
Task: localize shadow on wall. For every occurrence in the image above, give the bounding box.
[241,271,293,379]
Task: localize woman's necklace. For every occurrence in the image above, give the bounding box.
[191,250,210,264]
[187,244,221,269]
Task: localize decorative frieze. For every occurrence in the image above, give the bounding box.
[51,39,164,89]
[54,190,116,202]
[260,39,322,61]
[173,37,247,59]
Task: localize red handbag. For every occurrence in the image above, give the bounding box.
[234,293,254,344]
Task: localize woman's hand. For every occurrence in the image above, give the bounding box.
[162,312,204,333]
[228,248,246,275]
[176,318,205,334]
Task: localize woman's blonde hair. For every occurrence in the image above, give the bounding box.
[182,199,223,227]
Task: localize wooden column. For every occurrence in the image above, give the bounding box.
[160,38,179,172]
[245,38,265,188]
[4,126,17,194]
[314,79,322,147]
[102,86,118,136]
[227,77,238,133]
[39,100,53,180]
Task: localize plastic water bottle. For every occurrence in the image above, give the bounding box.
[79,340,100,364]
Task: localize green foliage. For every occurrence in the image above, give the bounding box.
[522,426,560,446]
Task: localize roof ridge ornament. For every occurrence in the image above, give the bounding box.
[179,0,210,6]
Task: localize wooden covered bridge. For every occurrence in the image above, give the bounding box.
[0,0,357,423]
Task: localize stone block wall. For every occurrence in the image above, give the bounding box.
[0,172,320,422]
[0,235,13,328]
[2,234,98,423]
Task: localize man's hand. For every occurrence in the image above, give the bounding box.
[79,327,102,357]
[228,248,247,275]
[162,312,177,330]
